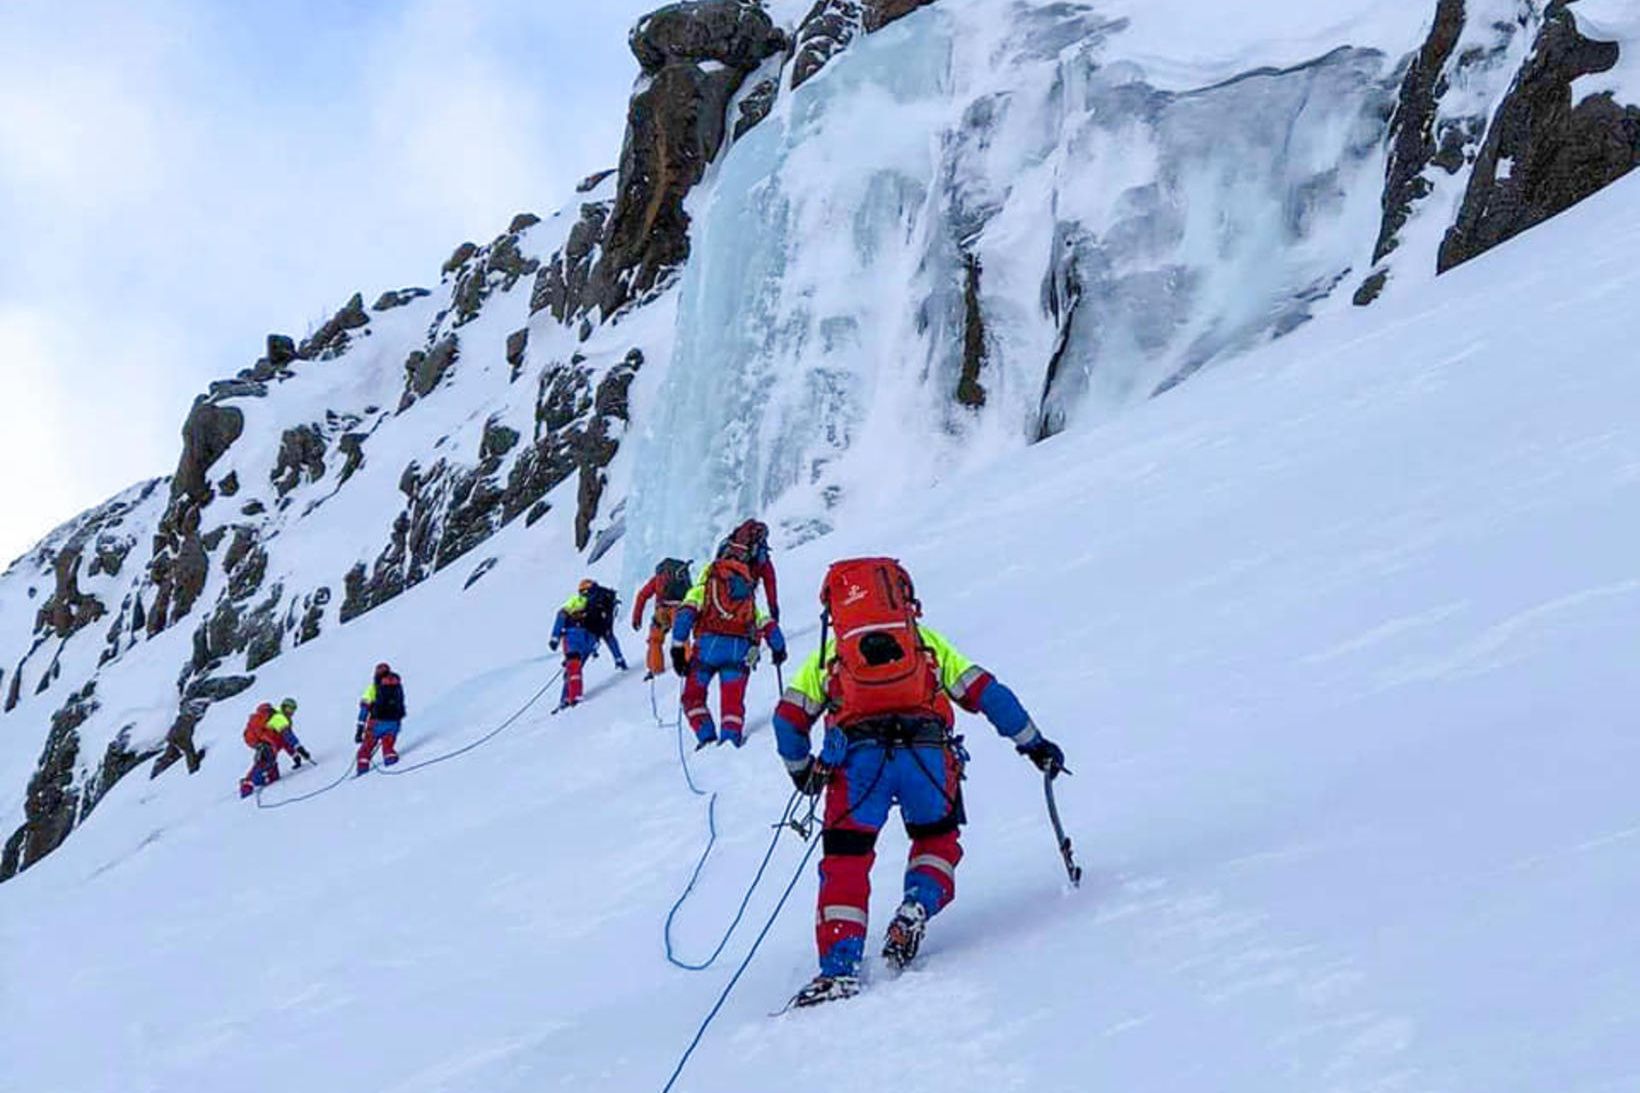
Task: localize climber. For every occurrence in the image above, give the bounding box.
[716,518,780,621]
[671,555,786,748]
[770,557,1066,1007]
[355,662,408,775]
[551,579,626,709]
[238,697,312,798]
[632,558,693,681]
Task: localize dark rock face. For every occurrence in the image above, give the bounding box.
[956,251,988,409]
[631,0,786,71]
[531,201,612,322]
[373,287,431,312]
[508,212,542,233]
[552,1,786,322]
[448,226,542,328]
[272,425,328,497]
[506,328,530,381]
[792,0,933,88]
[402,335,462,407]
[1370,0,1468,268]
[81,726,163,819]
[298,292,371,360]
[1440,2,1640,271]
[173,401,244,503]
[734,77,780,139]
[266,333,298,366]
[1,683,97,882]
[35,548,105,640]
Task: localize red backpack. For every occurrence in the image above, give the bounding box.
[820,557,945,728]
[243,703,274,747]
[696,559,759,637]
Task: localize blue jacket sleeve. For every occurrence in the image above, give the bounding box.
[977,678,1042,746]
[551,609,568,641]
[764,622,786,656]
[670,605,698,644]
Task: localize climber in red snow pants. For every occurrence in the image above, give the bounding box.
[771,557,1065,1005]
[356,663,407,775]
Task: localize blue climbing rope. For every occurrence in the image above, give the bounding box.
[254,762,353,809]
[659,827,821,1093]
[663,790,800,971]
[376,668,563,777]
[254,667,563,807]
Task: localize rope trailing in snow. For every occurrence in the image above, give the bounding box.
[376,668,563,777]
[254,668,563,808]
[659,826,821,1093]
[663,789,801,971]
[253,762,354,809]
[655,671,807,974]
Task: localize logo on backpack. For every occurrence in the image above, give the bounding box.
[820,557,946,729]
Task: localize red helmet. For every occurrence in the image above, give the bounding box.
[578,578,594,594]
[375,662,391,676]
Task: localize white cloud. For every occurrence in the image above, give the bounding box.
[0,0,658,562]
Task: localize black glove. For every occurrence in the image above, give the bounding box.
[670,644,689,678]
[1018,737,1066,776]
[549,637,560,652]
[772,646,788,667]
[292,751,304,769]
[788,757,825,796]
[355,725,365,744]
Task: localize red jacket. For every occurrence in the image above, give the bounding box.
[632,574,688,628]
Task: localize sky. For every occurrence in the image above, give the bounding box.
[0,0,660,564]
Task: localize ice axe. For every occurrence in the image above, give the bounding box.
[1042,769,1082,888]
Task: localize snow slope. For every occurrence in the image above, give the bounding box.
[5,159,1640,1093]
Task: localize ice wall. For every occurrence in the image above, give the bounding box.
[625,0,1411,583]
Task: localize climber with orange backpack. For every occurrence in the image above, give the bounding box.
[237,697,311,798]
[632,558,693,681]
[670,556,787,748]
[716,518,780,620]
[770,557,1065,1006]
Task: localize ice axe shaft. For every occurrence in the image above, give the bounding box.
[1043,770,1082,888]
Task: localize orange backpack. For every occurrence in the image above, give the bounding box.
[243,704,274,747]
[820,557,945,728]
[696,559,760,637]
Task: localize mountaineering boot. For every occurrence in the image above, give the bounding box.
[882,900,928,971]
[792,974,862,1008]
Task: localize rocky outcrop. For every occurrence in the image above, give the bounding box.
[1,683,97,882]
[560,1,785,321]
[1369,0,1469,271]
[298,292,371,360]
[734,77,780,139]
[956,251,988,409]
[272,425,328,497]
[792,0,934,88]
[35,548,105,640]
[373,287,431,312]
[1440,1,1640,271]
[173,399,245,504]
[401,335,461,409]
[531,199,612,324]
[448,226,542,327]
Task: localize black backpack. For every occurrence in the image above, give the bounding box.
[656,558,692,603]
[582,583,617,637]
[373,673,407,721]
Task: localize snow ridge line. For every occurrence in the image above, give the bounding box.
[253,668,564,810]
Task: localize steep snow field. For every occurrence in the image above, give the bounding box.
[5,174,1640,1093]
